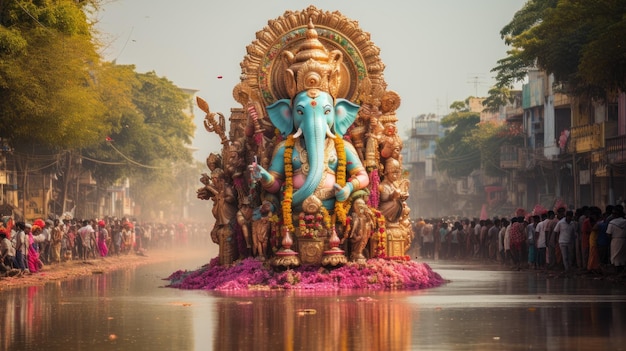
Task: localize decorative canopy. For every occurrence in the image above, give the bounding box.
[234,5,387,107]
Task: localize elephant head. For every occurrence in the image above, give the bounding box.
[267,90,360,205]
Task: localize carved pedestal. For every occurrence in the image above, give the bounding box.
[386,224,408,258]
[297,237,325,265]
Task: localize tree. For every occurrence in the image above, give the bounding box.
[486,0,626,109]
[80,67,195,215]
[0,1,196,219]
[466,123,525,177]
[435,100,481,178]
[0,0,108,148]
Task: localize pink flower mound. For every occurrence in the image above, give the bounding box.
[167,257,446,292]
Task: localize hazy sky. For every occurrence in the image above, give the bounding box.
[94,0,527,161]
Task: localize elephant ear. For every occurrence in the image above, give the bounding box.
[334,98,361,137]
[266,99,293,138]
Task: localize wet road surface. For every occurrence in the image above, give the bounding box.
[1,251,625,351]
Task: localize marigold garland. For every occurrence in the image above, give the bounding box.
[320,206,331,230]
[334,134,349,227]
[282,134,349,235]
[282,136,295,232]
[373,209,386,257]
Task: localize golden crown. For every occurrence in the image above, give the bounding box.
[282,19,342,99]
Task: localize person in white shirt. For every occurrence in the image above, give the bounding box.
[606,205,626,271]
[554,210,576,272]
[498,218,508,264]
[535,214,548,269]
[14,222,28,271]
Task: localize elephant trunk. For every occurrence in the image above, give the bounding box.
[292,113,326,206]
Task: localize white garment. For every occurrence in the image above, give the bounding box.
[607,217,626,266]
[554,218,576,245]
[535,219,547,248]
[504,224,511,251]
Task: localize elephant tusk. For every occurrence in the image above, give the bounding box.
[326,126,335,138]
[293,128,303,139]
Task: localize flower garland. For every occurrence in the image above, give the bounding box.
[320,206,331,230]
[368,169,380,208]
[374,209,386,257]
[298,212,327,238]
[282,136,295,232]
[283,134,347,235]
[334,134,349,227]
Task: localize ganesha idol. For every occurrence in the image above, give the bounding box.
[198,7,412,267]
[249,22,370,265]
[250,51,369,215]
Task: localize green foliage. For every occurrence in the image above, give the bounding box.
[467,123,524,177]
[81,68,195,187]
[0,26,27,55]
[483,86,514,112]
[0,1,197,218]
[0,0,104,149]
[435,102,481,178]
[488,0,626,108]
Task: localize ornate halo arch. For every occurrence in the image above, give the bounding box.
[236,5,386,107]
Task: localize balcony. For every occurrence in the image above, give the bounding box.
[568,124,601,153]
[500,145,526,169]
[606,134,626,164]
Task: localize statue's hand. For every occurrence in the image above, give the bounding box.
[248,162,269,183]
[333,183,353,202]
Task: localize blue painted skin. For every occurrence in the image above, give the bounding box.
[251,90,364,209]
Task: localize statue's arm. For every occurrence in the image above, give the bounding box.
[345,142,370,191]
[250,142,285,193]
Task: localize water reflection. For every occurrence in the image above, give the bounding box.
[1,256,626,351]
[1,265,197,351]
[212,291,412,350]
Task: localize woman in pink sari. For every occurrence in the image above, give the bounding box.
[587,209,602,272]
[27,221,45,273]
[97,220,109,257]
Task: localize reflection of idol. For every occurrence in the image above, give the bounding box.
[212,294,410,350]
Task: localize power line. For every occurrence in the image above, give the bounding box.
[106,142,166,169]
[79,155,127,166]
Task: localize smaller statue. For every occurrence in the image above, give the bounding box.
[206,153,222,172]
[378,91,403,160]
[378,158,409,223]
[349,198,376,262]
[236,198,254,250]
[379,122,403,160]
[225,140,246,179]
[208,169,238,245]
[251,200,274,259]
[197,153,223,201]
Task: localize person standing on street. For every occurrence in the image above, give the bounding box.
[606,205,626,273]
[554,210,576,272]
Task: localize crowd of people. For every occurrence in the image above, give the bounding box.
[2,203,625,278]
[0,216,211,277]
[410,204,626,275]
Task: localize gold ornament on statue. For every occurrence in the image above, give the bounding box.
[282,19,343,99]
